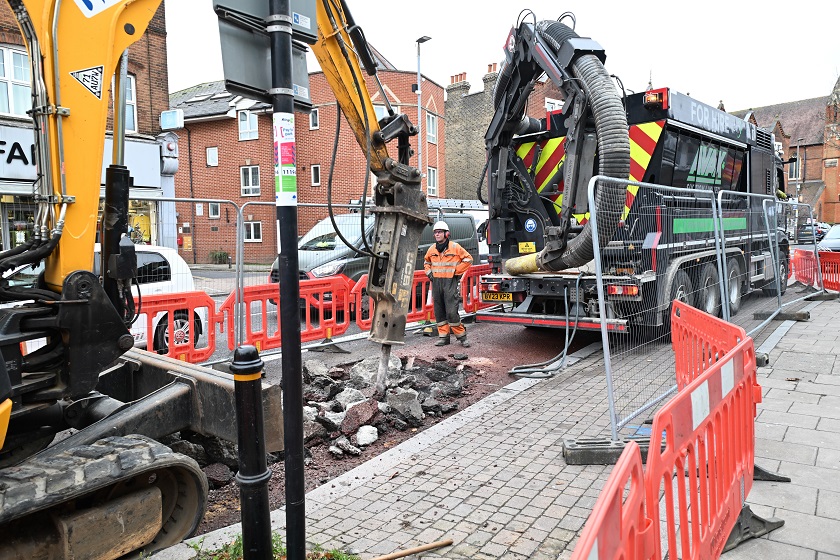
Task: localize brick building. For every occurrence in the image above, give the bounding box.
[0,2,172,251]
[732,76,840,224]
[168,50,446,265]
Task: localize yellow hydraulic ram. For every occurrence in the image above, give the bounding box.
[11,0,160,291]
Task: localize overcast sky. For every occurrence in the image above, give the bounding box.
[166,1,839,112]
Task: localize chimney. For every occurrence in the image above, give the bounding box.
[446,72,470,95]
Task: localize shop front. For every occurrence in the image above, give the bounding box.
[0,123,166,248]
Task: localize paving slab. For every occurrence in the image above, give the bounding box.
[151,298,840,560]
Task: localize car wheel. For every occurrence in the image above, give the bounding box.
[726,258,743,316]
[697,262,721,317]
[154,310,198,354]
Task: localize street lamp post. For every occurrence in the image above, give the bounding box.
[416,36,431,189]
[795,137,804,243]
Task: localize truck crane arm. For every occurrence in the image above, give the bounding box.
[485,16,630,274]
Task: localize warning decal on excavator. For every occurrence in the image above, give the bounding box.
[70,66,104,99]
[73,0,122,18]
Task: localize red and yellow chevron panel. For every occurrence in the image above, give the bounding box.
[513,119,664,226]
[624,121,664,219]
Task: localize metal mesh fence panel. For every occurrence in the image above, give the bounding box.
[590,178,721,436]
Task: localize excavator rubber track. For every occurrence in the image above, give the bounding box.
[0,434,208,559]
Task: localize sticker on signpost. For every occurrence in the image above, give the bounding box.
[70,66,104,99]
[274,112,297,207]
[74,0,122,18]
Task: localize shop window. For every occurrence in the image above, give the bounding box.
[244,221,262,242]
[206,147,219,167]
[209,202,220,219]
[311,164,321,186]
[238,110,258,140]
[426,113,438,144]
[427,166,438,197]
[241,165,260,196]
[310,108,319,129]
[0,47,32,117]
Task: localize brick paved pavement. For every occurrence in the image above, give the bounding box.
[154,298,840,559]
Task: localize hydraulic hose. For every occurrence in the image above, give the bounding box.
[502,21,630,273]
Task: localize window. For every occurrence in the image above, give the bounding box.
[426,113,438,144]
[789,154,801,180]
[209,202,220,219]
[311,164,321,186]
[124,75,136,133]
[244,221,262,242]
[206,146,218,166]
[373,104,391,122]
[110,74,137,132]
[135,252,171,284]
[238,110,258,140]
[0,47,31,116]
[427,166,438,197]
[545,97,563,112]
[309,108,319,129]
[241,165,260,196]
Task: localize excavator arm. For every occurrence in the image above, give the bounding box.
[485,17,630,274]
[311,0,430,346]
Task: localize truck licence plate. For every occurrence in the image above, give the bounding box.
[482,292,513,302]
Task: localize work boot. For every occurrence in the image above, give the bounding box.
[457,336,471,348]
[435,337,450,346]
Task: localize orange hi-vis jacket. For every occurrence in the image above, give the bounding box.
[424,241,473,279]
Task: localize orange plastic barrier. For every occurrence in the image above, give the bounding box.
[462,263,492,313]
[792,248,816,286]
[352,271,434,332]
[819,251,840,291]
[569,441,654,560]
[670,301,746,390]
[135,291,219,363]
[218,277,351,351]
[646,336,760,559]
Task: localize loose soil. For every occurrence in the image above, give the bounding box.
[196,325,595,535]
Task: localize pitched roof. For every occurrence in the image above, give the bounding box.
[731,96,828,146]
[169,42,396,120]
[169,81,270,120]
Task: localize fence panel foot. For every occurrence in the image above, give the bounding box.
[753,310,810,321]
[753,463,792,482]
[807,292,839,301]
[723,504,785,553]
[562,436,653,465]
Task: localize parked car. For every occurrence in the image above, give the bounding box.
[5,244,205,353]
[818,224,840,251]
[269,212,480,319]
[270,212,480,285]
[796,221,826,242]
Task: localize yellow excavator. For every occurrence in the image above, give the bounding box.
[0,0,425,558]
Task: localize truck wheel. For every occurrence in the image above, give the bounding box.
[697,262,721,317]
[726,258,743,316]
[762,256,789,297]
[662,269,694,337]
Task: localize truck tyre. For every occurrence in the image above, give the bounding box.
[762,255,789,297]
[726,258,743,316]
[697,262,721,317]
[661,269,693,338]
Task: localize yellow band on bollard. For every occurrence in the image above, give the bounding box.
[234,372,263,382]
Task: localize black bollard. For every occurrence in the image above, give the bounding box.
[230,345,272,558]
